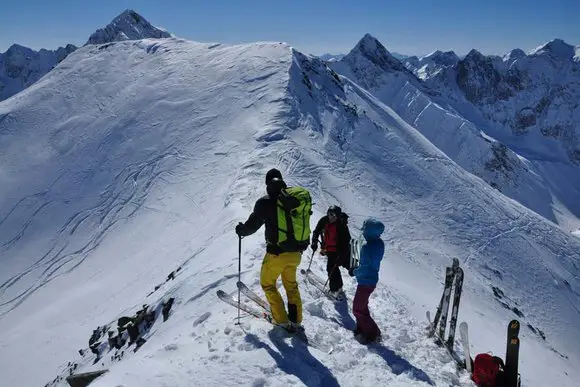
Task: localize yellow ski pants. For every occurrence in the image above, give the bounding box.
[260,251,303,324]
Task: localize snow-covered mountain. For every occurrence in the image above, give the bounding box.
[86,9,172,45]
[1,32,579,387]
[427,39,580,166]
[0,9,171,103]
[405,50,460,80]
[331,34,580,234]
[329,35,580,233]
[319,51,408,63]
[0,43,77,101]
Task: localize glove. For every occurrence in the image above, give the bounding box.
[235,222,244,237]
[310,242,318,252]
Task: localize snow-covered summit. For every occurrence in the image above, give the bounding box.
[503,48,526,63]
[0,9,172,102]
[422,50,460,66]
[345,33,407,73]
[529,38,576,60]
[86,9,172,46]
[404,50,460,80]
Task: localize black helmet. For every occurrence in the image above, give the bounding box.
[327,205,342,217]
[265,168,282,185]
[266,177,287,197]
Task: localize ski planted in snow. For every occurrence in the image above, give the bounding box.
[428,262,456,338]
[459,322,472,373]
[437,259,460,340]
[505,319,521,387]
[426,311,466,369]
[446,267,464,349]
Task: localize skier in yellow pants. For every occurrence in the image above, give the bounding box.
[260,251,302,324]
[235,168,310,330]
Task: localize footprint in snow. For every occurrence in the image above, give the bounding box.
[193,311,211,327]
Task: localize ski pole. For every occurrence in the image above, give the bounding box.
[306,250,315,271]
[236,235,242,325]
[307,238,321,271]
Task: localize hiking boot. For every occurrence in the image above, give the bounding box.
[355,332,381,345]
[329,288,346,300]
[280,321,304,333]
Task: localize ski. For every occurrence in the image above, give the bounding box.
[217,289,333,354]
[237,281,271,313]
[459,322,472,373]
[300,269,343,301]
[505,319,521,387]
[426,308,466,370]
[438,259,459,340]
[217,289,274,323]
[446,267,464,349]
[428,266,454,338]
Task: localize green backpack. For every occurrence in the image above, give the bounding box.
[276,187,312,251]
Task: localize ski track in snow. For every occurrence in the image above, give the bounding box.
[0,150,180,316]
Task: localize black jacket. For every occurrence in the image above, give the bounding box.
[237,194,303,254]
[312,213,351,263]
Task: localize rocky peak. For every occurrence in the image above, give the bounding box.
[422,50,459,66]
[345,33,406,72]
[503,48,526,62]
[530,38,576,60]
[86,9,171,46]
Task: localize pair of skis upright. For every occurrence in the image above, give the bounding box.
[427,258,464,351]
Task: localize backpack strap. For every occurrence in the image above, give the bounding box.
[493,356,505,371]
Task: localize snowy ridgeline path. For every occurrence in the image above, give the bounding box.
[176,270,470,386]
[84,258,474,387]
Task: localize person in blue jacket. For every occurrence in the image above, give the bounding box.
[353,217,385,344]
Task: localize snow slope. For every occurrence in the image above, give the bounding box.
[0,37,579,387]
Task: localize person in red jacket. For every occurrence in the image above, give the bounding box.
[311,205,351,298]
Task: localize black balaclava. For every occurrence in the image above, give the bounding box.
[265,168,283,185]
[266,177,287,197]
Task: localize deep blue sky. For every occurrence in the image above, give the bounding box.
[0,0,578,56]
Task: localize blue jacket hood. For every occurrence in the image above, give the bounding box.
[362,218,385,241]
